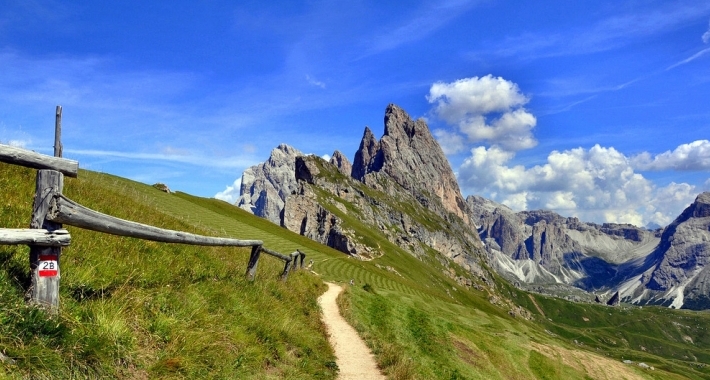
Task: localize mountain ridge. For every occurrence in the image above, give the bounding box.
[233,103,710,310]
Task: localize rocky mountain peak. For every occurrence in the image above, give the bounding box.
[352,126,381,181]
[235,143,303,224]
[329,150,352,177]
[352,104,470,223]
[644,191,710,300]
[383,103,425,139]
[689,192,710,218]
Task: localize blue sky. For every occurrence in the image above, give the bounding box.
[1,0,709,227]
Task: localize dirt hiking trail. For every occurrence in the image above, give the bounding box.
[319,282,386,380]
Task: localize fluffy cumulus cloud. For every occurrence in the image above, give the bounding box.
[630,140,710,171]
[427,75,537,152]
[459,144,698,227]
[429,76,706,227]
[214,176,242,204]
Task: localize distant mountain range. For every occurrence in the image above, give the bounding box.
[232,104,710,310]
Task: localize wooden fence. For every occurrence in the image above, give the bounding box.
[0,106,307,312]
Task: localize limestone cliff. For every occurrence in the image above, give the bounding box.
[352,104,471,223]
[628,192,710,309]
[329,150,352,177]
[282,155,485,277]
[470,192,710,310]
[235,144,302,224]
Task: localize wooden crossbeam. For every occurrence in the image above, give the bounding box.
[47,194,263,247]
[0,228,71,246]
[0,144,78,177]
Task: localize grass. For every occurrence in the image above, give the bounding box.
[2,161,710,379]
[0,163,336,379]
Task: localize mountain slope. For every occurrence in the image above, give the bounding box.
[0,163,336,379]
[470,191,710,310]
[3,162,710,378]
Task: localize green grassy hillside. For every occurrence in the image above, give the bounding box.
[2,162,710,379]
[0,164,337,379]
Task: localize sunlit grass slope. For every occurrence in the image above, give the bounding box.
[0,163,336,379]
[297,160,710,380]
[2,162,710,379]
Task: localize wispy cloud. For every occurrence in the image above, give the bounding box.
[305,74,326,89]
[666,47,710,71]
[361,0,480,56]
[65,148,257,169]
[479,2,710,59]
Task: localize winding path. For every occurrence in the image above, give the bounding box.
[318,282,386,380]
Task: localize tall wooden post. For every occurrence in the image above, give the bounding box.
[54,106,63,157]
[28,106,64,311]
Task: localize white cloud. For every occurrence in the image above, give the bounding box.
[306,74,326,89]
[458,144,698,227]
[7,139,29,148]
[433,128,465,154]
[666,47,710,70]
[428,75,537,151]
[631,140,710,171]
[703,18,710,43]
[428,75,528,120]
[214,177,242,204]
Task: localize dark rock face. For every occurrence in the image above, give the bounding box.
[351,104,471,223]
[607,291,620,306]
[236,144,303,224]
[351,127,381,181]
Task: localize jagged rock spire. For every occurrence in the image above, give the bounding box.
[351,104,470,222]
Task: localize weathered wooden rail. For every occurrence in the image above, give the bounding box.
[0,106,307,312]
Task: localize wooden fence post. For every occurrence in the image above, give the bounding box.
[245,245,262,280]
[54,106,62,157]
[297,249,306,269]
[28,107,64,311]
[280,258,293,281]
[29,170,63,310]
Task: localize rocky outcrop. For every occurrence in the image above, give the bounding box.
[281,178,362,256]
[329,150,352,177]
[351,127,380,181]
[283,155,485,272]
[471,191,710,310]
[236,144,303,224]
[634,192,710,308]
[152,183,171,193]
[468,195,658,287]
[607,291,620,306]
[352,104,471,223]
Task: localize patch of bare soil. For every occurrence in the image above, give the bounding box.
[528,294,546,317]
[319,282,386,380]
[530,341,648,380]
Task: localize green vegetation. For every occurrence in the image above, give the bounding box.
[0,164,336,379]
[2,161,710,379]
